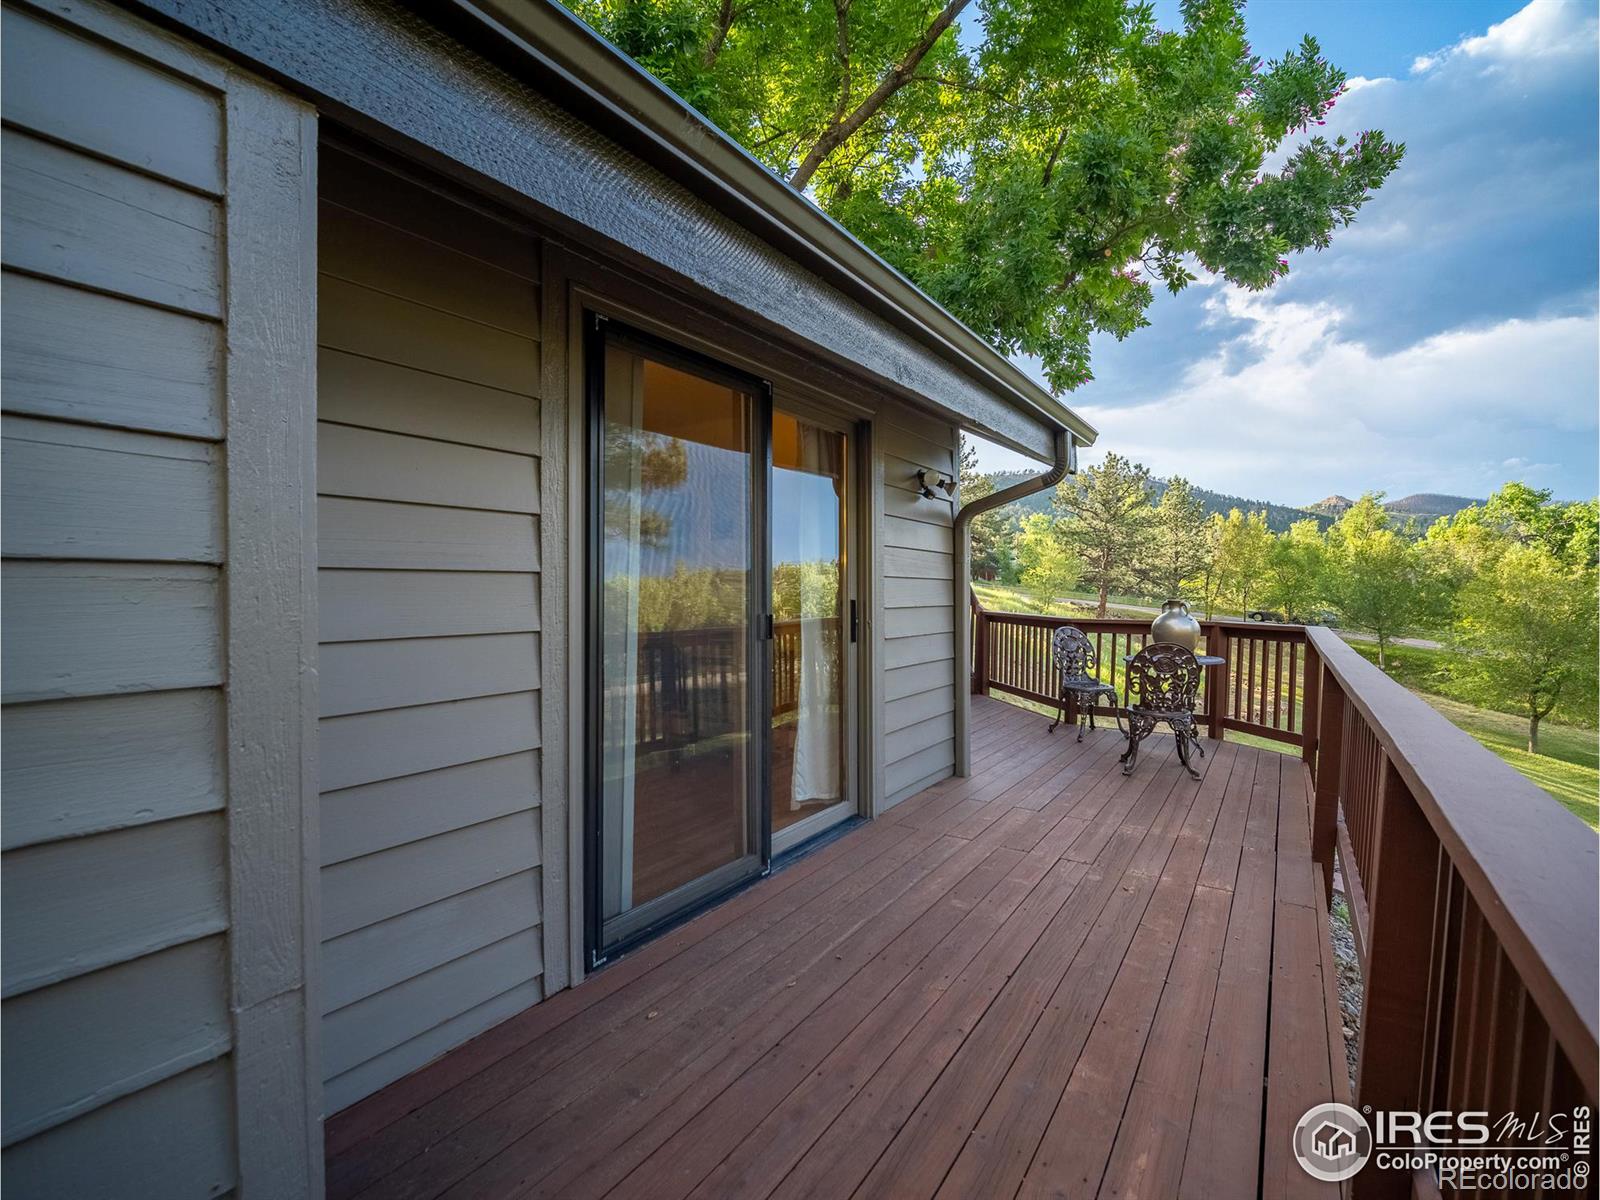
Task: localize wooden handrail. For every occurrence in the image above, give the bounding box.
[1305,627,1599,1110]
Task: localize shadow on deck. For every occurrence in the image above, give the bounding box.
[325,694,1347,1200]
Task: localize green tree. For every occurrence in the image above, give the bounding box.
[1193,513,1227,619]
[959,439,1008,579]
[1451,545,1598,754]
[1055,453,1155,616]
[1261,518,1327,621]
[571,0,1402,388]
[1213,508,1273,615]
[1323,495,1433,668]
[1430,484,1599,572]
[1015,511,1082,607]
[1145,477,1210,599]
[993,531,1020,584]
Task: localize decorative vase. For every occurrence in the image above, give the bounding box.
[1150,598,1201,651]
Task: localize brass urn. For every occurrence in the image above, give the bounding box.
[1150,598,1201,651]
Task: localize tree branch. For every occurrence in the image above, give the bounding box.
[1052,218,1143,293]
[1041,125,1070,187]
[789,0,973,190]
[748,125,793,150]
[703,0,736,67]
[829,0,853,127]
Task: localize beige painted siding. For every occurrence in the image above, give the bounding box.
[0,3,317,1194]
[316,147,546,1113]
[876,406,961,808]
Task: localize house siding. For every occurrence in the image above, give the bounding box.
[1,1,318,1195]
[875,406,961,809]
[315,146,547,1113]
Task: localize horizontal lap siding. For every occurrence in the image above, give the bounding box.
[877,410,959,808]
[317,147,546,1113]
[0,5,236,1193]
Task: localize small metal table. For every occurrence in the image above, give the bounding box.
[1123,653,1225,668]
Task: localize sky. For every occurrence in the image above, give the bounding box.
[972,0,1600,506]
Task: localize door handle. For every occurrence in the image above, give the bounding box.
[765,613,774,641]
[849,599,858,644]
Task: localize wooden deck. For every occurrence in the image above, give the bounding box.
[325,695,1348,1200]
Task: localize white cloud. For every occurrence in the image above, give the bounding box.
[985,0,1600,502]
[1073,294,1598,502]
[1412,0,1598,78]
[1341,75,1395,96]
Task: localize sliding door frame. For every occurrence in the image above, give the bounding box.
[583,311,773,967]
[768,396,865,857]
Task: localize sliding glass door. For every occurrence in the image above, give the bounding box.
[590,320,768,958]
[770,410,855,854]
[588,318,858,962]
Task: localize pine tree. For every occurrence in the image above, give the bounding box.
[1055,454,1156,616]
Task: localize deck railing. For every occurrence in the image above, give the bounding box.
[970,600,1597,1197]
[1302,627,1597,1198]
[968,599,1307,745]
[628,618,837,752]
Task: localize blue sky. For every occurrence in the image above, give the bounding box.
[974,0,1599,506]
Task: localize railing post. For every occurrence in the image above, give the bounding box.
[1352,761,1439,1200]
[1312,661,1344,907]
[1201,622,1225,741]
[1301,637,1321,771]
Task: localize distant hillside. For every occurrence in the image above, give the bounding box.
[991,472,1329,533]
[984,473,1481,533]
[1384,493,1482,523]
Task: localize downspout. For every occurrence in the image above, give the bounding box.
[952,427,1074,776]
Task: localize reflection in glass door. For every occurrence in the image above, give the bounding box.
[770,412,853,853]
[591,322,767,958]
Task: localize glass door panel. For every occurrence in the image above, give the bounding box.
[770,411,851,851]
[596,332,764,954]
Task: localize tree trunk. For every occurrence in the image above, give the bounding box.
[1376,636,1387,671]
[1528,710,1541,755]
[1096,582,1109,618]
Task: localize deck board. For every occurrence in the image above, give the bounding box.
[326,695,1342,1200]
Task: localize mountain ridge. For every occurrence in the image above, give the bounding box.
[985,473,1483,533]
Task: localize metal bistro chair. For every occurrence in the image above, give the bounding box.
[1046,625,1122,742]
[1121,643,1206,780]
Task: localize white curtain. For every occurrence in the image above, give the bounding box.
[789,425,843,807]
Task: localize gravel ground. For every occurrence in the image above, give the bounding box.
[1329,893,1363,1093]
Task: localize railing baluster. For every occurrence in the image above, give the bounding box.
[1446,896,1487,1116]
[1352,758,1441,1200]
[1482,950,1521,1119]
[1287,640,1299,738]
[1272,639,1283,730]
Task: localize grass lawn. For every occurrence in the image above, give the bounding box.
[1342,638,1594,730]
[1340,639,1597,829]
[972,581,1151,621]
[1416,694,1598,830]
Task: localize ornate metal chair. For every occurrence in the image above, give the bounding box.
[1047,625,1121,742]
[1120,643,1206,780]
